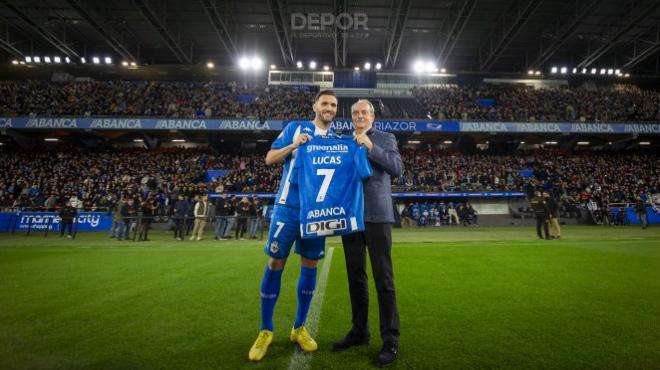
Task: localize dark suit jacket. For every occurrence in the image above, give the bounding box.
[363,128,403,223]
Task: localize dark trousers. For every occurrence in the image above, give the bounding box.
[235,218,247,239]
[536,216,550,239]
[341,223,400,343]
[60,220,73,236]
[174,219,184,239]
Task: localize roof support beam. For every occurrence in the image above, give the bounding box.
[0,27,24,58]
[621,26,660,70]
[576,1,660,69]
[334,0,348,68]
[1,0,80,58]
[132,0,192,64]
[384,0,411,68]
[267,0,295,66]
[529,0,604,69]
[436,0,478,66]
[65,0,136,61]
[200,0,237,58]
[479,0,544,71]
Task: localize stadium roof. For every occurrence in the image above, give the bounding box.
[1,0,660,75]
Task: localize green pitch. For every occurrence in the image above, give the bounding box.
[1,226,658,369]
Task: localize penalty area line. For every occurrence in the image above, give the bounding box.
[287,246,334,370]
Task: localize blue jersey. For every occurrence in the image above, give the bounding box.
[271,121,334,208]
[294,135,372,238]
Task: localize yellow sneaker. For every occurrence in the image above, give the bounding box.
[290,326,318,352]
[248,330,273,362]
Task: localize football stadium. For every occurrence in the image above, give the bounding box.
[0,0,659,369]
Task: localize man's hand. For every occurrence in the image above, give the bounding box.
[292,133,312,148]
[354,133,373,151]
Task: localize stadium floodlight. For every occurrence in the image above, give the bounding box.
[19,61,25,65]
[560,67,567,74]
[121,61,129,67]
[577,141,590,145]
[238,57,249,70]
[582,68,587,74]
[323,65,330,71]
[550,66,558,74]
[251,57,263,70]
[534,71,541,76]
[364,62,371,70]
[375,62,382,70]
[81,57,86,64]
[11,60,18,65]
[354,66,360,71]
[607,69,613,75]
[572,68,577,74]
[34,56,41,63]
[443,140,453,144]
[528,70,534,75]
[599,68,606,75]
[44,138,59,142]
[440,68,447,73]
[309,61,317,69]
[171,139,186,143]
[407,140,421,144]
[544,141,558,145]
[296,61,303,69]
[104,57,112,64]
[92,57,100,64]
[520,141,525,144]
[133,139,144,142]
[54,56,61,63]
[130,62,137,67]
[624,73,630,77]
[413,60,425,73]
[590,68,596,74]
[207,61,215,69]
[270,64,277,69]
[44,56,52,63]
[25,56,32,63]
[615,69,621,75]
[65,57,71,64]
[425,61,436,73]
[639,141,651,145]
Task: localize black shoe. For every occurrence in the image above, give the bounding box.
[331,334,370,352]
[376,341,398,367]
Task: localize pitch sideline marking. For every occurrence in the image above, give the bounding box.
[287,246,334,370]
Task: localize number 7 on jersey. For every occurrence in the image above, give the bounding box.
[315,168,335,202]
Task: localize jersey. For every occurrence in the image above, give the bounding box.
[293,135,372,238]
[271,121,334,209]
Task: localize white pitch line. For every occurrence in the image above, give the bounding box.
[288,246,334,370]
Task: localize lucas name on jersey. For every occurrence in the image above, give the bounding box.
[312,156,342,165]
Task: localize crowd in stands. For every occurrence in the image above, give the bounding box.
[412,84,660,122]
[0,81,316,120]
[2,80,660,122]
[1,147,657,220]
[397,148,658,212]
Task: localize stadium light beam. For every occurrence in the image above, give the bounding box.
[375,62,382,70]
[364,62,371,70]
[251,57,263,70]
[81,57,86,64]
[34,56,41,63]
[550,66,558,74]
[238,57,249,70]
[25,56,32,63]
[296,61,303,69]
[65,57,71,64]
[53,56,61,63]
[309,61,317,70]
[92,57,100,64]
[560,66,567,74]
[104,57,112,64]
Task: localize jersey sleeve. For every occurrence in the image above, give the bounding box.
[354,145,373,180]
[271,121,298,149]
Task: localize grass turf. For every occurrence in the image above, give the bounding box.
[0,226,658,369]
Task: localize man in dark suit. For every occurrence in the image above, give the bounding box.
[333,99,403,366]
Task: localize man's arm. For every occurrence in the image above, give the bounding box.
[265,133,312,165]
[367,133,403,177]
